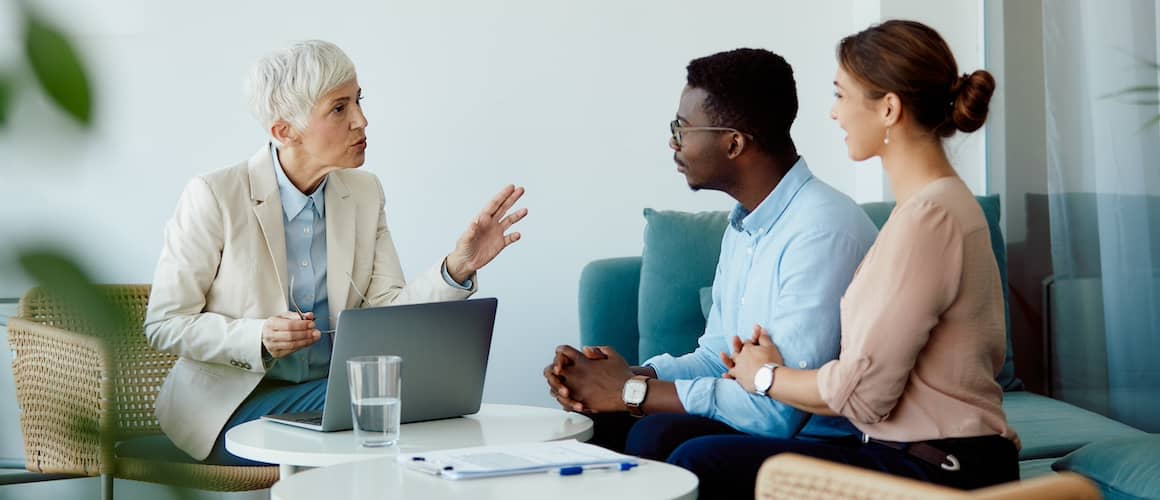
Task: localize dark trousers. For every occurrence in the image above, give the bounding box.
[115,378,328,466]
[588,413,743,460]
[668,433,1019,498]
[205,378,328,465]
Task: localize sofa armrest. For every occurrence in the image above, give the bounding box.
[6,318,114,476]
[578,257,642,365]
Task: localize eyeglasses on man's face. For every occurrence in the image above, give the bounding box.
[669,119,752,148]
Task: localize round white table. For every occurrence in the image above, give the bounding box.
[225,404,594,477]
[269,456,698,500]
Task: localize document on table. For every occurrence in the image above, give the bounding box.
[397,439,640,480]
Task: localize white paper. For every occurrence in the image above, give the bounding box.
[398,439,639,480]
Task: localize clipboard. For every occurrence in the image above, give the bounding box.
[398,439,639,480]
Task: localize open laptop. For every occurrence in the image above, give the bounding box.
[261,298,497,431]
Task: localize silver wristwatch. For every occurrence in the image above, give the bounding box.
[622,375,650,417]
[753,363,780,397]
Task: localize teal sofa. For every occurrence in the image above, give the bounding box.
[577,195,1148,480]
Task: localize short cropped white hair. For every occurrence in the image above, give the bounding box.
[246,40,357,132]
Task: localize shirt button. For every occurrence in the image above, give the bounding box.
[740,297,746,305]
[798,361,807,369]
[304,227,311,234]
[301,260,309,267]
[747,247,754,255]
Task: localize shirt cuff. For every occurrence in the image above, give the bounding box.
[673,377,715,417]
[441,260,474,290]
[641,353,677,381]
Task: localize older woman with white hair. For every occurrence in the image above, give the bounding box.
[143,40,527,465]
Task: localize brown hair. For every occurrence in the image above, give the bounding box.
[838,20,995,138]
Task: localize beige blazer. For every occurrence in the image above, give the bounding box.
[144,146,475,460]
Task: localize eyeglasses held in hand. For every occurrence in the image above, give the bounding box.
[289,272,370,335]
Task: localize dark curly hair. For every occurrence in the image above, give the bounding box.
[686,48,798,155]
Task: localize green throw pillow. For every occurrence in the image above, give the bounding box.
[638,209,729,361]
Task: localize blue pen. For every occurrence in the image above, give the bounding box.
[557,462,638,476]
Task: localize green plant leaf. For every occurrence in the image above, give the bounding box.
[17,248,130,336]
[1101,85,1160,100]
[22,10,92,126]
[0,75,10,127]
[1140,114,1160,132]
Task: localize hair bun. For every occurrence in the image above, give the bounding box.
[947,70,995,135]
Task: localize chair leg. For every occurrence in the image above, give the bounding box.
[101,473,113,500]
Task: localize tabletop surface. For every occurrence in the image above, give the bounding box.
[225,403,594,467]
[269,455,698,500]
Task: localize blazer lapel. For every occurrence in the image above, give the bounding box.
[248,145,290,304]
[325,172,356,311]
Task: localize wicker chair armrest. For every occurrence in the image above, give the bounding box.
[756,453,962,499]
[6,317,115,476]
[757,454,1101,499]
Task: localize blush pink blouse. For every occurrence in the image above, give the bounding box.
[816,177,1015,443]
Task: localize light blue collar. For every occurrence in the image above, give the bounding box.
[728,156,813,235]
[271,143,327,220]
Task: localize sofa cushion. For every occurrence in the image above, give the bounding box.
[861,195,1020,390]
[698,286,713,320]
[1020,458,1058,479]
[1052,435,1160,500]
[579,257,645,365]
[1004,391,1147,460]
[638,209,729,360]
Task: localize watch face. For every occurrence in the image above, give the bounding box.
[623,379,647,405]
[755,366,773,392]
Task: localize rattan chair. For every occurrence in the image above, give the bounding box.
[756,453,1101,500]
[6,285,277,499]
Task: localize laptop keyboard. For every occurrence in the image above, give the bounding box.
[288,415,324,425]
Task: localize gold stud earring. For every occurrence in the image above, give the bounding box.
[884,127,891,145]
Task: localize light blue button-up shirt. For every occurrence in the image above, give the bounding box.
[644,158,878,439]
[265,144,472,382]
[267,145,333,382]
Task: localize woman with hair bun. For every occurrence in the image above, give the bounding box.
[667,20,1018,496]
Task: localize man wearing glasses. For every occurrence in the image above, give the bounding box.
[544,48,877,462]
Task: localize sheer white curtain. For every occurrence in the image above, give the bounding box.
[1043,0,1160,432]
